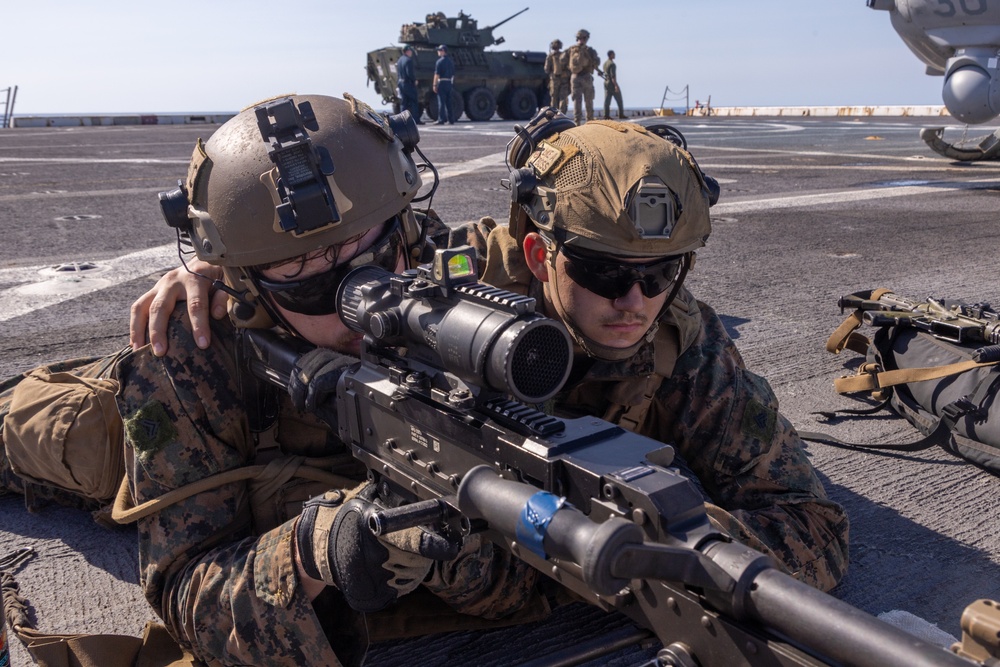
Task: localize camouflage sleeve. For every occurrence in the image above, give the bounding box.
[423,533,540,620]
[650,302,850,592]
[115,307,345,666]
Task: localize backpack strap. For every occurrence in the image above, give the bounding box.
[798,422,953,454]
[825,288,895,354]
[834,352,1000,395]
[800,391,988,458]
[804,360,1000,457]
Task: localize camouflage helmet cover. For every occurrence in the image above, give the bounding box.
[550,39,563,50]
[514,121,712,258]
[576,29,590,40]
[183,93,422,269]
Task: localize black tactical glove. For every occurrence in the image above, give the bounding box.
[295,482,462,612]
[287,347,355,413]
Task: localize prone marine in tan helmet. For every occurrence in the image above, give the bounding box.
[157,93,427,337]
[503,107,717,361]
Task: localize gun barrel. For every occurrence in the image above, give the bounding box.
[457,465,643,596]
[863,312,916,328]
[485,7,529,31]
[459,466,973,667]
[748,567,971,667]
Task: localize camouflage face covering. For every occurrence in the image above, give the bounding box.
[522,121,712,258]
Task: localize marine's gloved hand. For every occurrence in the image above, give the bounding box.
[288,347,355,413]
[295,482,462,612]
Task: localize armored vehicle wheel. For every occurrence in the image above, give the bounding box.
[496,99,513,121]
[425,89,465,122]
[465,87,497,122]
[508,86,538,120]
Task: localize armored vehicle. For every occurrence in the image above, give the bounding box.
[366,8,549,122]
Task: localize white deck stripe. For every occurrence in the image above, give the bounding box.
[1,153,992,322]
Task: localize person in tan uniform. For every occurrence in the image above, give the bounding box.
[544,39,570,114]
[561,29,601,123]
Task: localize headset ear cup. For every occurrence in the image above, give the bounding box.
[510,168,538,204]
[508,106,577,168]
[158,180,193,232]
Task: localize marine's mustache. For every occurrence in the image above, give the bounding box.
[598,313,649,327]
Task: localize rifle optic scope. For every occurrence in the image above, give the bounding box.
[337,258,572,404]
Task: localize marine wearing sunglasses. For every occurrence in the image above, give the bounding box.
[558,243,685,301]
[524,229,689,352]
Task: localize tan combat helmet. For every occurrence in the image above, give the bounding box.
[158,93,424,327]
[508,116,712,258]
[505,108,716,359]
[576,29,590,41]
[550,39,562,50]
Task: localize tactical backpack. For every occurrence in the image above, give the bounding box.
[568,46,594,75]
[808,288,1000,475]
[0,349,132,514]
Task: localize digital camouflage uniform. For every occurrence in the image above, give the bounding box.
[562,44,600,123]
[114,306,539,667]
[461,220,850,592]
[544,48,570,114]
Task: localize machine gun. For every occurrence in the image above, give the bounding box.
[839,289,1000,347]
[244,249,996,667]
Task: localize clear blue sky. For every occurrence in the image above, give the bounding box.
[4,1,941,115]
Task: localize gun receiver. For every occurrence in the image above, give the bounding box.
[245,253,986,666]
[840,290,1000,345]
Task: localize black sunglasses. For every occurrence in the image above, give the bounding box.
[254,217,405,316]
[559,244,683,301]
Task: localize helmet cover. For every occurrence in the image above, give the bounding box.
[183,93,422,269]
[514,121,712,259]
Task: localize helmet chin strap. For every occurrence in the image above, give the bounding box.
[545,253,692,363]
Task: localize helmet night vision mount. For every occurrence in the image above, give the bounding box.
[155,93,428,330]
